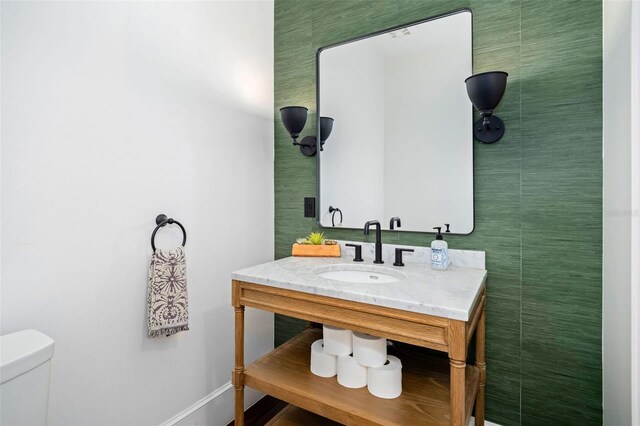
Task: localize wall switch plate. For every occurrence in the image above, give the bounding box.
[304,197,316,217]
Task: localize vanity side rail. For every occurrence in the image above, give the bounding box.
[234,280,450,352]
[466,288,487,348]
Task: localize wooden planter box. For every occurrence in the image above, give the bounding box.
[291,244,341,257]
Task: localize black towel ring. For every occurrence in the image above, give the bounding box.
[329,206,342,227]
[151,214,187,252]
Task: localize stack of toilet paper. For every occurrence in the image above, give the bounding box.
[309,325,402,399]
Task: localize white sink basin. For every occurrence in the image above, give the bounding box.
[314,265,406,284]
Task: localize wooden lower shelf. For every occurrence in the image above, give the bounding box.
[266,404,341,426]
[244,329,479,426]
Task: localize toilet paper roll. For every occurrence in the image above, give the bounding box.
[367,355,402,399]
[310,339,337,378]
[353,332,387,367]
[322,325,352,356]
[337,354,368,388]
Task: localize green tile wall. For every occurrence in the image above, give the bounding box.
[274,1,602,424]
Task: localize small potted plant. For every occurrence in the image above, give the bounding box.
[292,232,341,257]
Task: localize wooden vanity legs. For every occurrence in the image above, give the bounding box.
[475,304,486,426]
[233,305,245,426]
[449,358,467,426]
[448,296,486,426]
[448,321,467,426]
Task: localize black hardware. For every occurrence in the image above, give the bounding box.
[304,197,316,217]
[445,223,451,233]
[393,248,414,267]
[298,136,318,157]
[389,217,401,230]
[345,243,363,262]
[433,226,444,240]
[151,214,186,252]
[465,71,508,144]
[280,106,334,157]
[364,220,383,264]
[329,206,343,227]
[280,106,307,141]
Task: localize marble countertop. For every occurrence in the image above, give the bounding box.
[231,243,487,321]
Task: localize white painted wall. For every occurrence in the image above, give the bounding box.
[603,1,635,425]
[631,3,640,423]
[0,1,274,425]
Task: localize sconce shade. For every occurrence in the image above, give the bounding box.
[465,71,508,144]
[280,106,308,140]
[319,117,334,142]
[465,71,508,116]
[279,106,335,156]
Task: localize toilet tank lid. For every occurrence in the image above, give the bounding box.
[1,329,55,384]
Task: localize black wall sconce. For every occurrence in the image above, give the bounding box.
[280,106,334,156]
[465,71,508,144]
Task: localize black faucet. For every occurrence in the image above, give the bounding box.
[345,243,363,262]
[393,248,414,267]
[389,217,401,230]
[364,220,383,264]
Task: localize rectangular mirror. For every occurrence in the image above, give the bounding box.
[317,9,473,234]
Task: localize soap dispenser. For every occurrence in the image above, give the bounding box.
[431,226,449,271]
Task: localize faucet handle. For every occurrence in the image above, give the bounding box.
[393,248,414,267]
[345,244,364,262]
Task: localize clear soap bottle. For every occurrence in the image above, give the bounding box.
[431,226,449,271]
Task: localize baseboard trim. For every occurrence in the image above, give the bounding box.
[160,381,233,426]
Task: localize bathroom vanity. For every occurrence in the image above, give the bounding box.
[231,244,487,425]
[255,8,489,424]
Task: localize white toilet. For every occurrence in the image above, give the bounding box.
[1,329,55,426]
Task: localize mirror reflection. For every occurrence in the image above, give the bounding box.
[318,10,473,234]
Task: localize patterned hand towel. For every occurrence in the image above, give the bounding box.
[147,246,189,338]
